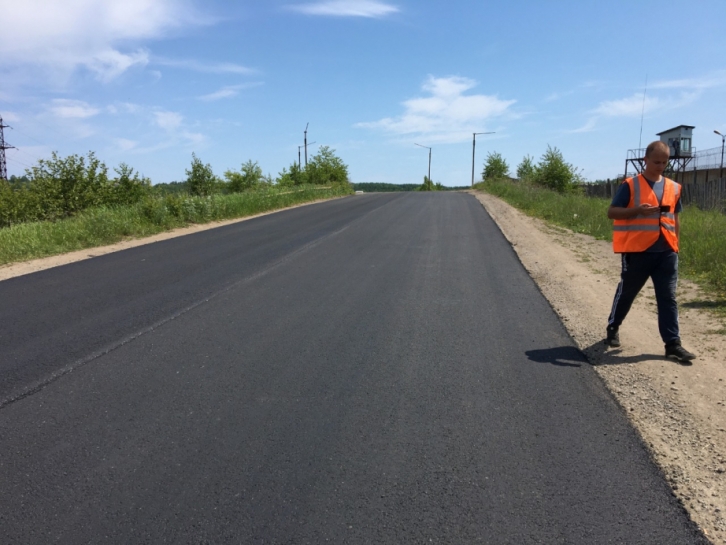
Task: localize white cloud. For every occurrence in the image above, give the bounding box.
[154,58,255,75]
[288,0,399,17]
[651,72,726,91]
[357,76,515,143]
[154,111,184,130]
[49,99,101,119]
[1,112,21,123]
[197,82,264,101]
[115,138,138,151]
[0,0,207,83]
[592,94,660,118]
[569,89,700,133]
[150,110,206,149]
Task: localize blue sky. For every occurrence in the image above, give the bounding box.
[2,0,725,186]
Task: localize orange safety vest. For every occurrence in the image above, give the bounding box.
[612,174,680,253]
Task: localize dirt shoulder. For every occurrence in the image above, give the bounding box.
[471,190,726,544]
[0,197,344,282]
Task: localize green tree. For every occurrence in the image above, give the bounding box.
[305,146,350,186]
[482,151,509,181]
[531,146,582,193]
[224,159,264,192]
[27,151,111,219]
[516,155,535,181]
[186,153,217,196]
[418,176,435,191]
[110,163,151,205]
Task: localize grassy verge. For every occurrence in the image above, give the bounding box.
[475,179,726,309]
[0,185,351,266]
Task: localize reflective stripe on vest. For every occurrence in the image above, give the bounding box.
[612,174,680,253]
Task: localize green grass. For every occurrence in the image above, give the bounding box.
[476,179,726,302]
[0,185,351,265]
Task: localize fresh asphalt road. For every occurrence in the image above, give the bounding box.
[0,193,706,544]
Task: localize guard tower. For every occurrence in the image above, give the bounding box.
[624,125,696,182]
[657,125,694,157]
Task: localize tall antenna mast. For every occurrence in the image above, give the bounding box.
[638,74,648,151]
[0,115,15,181]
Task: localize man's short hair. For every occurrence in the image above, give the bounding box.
[645,141,670,157]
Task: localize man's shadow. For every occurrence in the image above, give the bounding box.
[525,346,587,367]
[582,341,664,366]
[525,343,665,367]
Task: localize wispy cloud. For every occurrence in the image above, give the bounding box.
[153,111,183,130]
[49,99,101,119]
[650,71,726,91]
[591,94,661,118]
[151,110,205,148]
[357,76,515,143]
[287,0,399,17]
[0,0,208,83]
[154,58,256,75]
[569,88,701,133]
[197,82,264,101]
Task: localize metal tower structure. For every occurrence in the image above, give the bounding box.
[0,115,15,181]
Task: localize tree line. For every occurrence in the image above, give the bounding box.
[0,146,350,228]
[480,146,585,193]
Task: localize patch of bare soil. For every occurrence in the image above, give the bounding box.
[0,198,342,282]
[471,190,726,544]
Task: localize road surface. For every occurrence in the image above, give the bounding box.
[0,193,706,543]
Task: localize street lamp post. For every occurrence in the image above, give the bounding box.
[414,143,432,185]
[299,142,316,169]
[715,130,725,180]
[472,132,495,188]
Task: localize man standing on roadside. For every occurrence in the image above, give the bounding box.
[605,140,696,363]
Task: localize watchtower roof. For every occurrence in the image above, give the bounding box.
[656,125,695,135]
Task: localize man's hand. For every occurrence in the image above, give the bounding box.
[634,204,660,216]
[608,204,660,219]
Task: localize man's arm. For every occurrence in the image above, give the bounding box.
[608,204,660,220]
[675,214,680,238]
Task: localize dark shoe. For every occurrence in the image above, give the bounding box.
[665,344,696,363]
[605,326,621,347]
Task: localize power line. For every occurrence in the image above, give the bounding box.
[6,156,34,170]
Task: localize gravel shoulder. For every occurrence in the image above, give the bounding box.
[471,190,726,544]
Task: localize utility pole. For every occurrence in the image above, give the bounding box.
[0,115,15,182]
[298,142,316,169]
[414,143,432,186]
[471,132,495,188]
[304,123,309,168]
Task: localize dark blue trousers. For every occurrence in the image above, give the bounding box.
[607,251,680,345]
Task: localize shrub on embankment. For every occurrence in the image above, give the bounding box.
[475,179,726,297]
[0,185,352,265]
[0,147,354,265]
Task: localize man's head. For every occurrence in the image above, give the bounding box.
[643,141,670,179]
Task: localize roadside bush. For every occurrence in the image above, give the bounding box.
[305,146,350,186]
[109,163,151,205]
[516,155,535,181]
[277,163,305,187]
[225,160,264,192]
[482,152,509,181]
[531,146,582,193]
[186,154,217,197]
[27,151,111,219]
